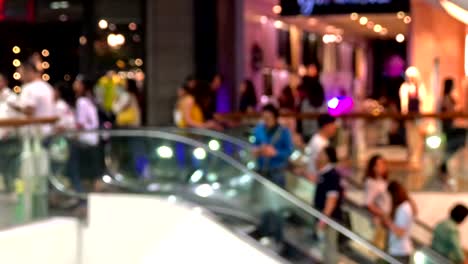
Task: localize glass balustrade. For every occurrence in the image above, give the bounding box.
[46,129,400,264]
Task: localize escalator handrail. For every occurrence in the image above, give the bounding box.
[60,129,401,264]
[158,127,253,150]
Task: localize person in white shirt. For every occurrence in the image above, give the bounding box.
[0,74,22,193]
[52,82,75,132]
[384,181,417,263]
[364,155,391,250]
[67,75,100,195]
[10,60,55,135]
[306,114,338,181]
[399,67,428,168]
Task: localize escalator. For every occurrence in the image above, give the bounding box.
[46,130,417,264]
[154,127,454,264]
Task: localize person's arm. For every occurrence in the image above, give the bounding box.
[447,229,465,264]
[318,173,340,229]
[181,97,205,129]
[365,183,385,217]
[273,128,294,160]
[319,194,338,228]
[385,204,412,238]
[400,84,408,115]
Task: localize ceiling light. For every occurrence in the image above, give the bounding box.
[359,17,368,25]
[373,24,383,33]
[367,21,375,29]
[380,28,388,35]
[260,16,268,24]
[396,34,405,43]
[439,0,468,24]
[274,20,284,29]
[98,19,108,29]
[397,11,405,19]
[12,46,21,54]
[273,5,282,14]
[350,13,358,20]
[403,16,412,24]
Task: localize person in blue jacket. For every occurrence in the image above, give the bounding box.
[253,104,294,188]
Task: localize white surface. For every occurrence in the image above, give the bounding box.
[83,194,281,264]
[0,218,79,264]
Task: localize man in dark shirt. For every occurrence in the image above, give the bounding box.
[313,146,343,264]
[314,146,343,223]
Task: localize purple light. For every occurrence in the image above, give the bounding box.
[327,96,354,116]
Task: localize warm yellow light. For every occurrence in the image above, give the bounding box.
[42,74,50,81]
[380,28,388,35]
[373,24,383,33]
[274,20,283,29]
[42,61,50,69]
[107,34,125,47]
[272,5,282,14]
[12,59,21,67]
[135,58,143,67]
[128,22,137,31]
[13,86,21,94]
[397,11,405,19]
[41,49,50,57]
[116,60,126,69]
[440,0,468,24]
[260,16,268,24]
[13,72,21,80]
[350,13,359,20]
[79,36,87,45]
[359,17,368,25]
[98,19,108,29]
[403,16,412,24]
[396,34,405,43]
[367,21,375,29]
[12,46,21,54]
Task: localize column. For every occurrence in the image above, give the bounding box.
[145,0,195,125]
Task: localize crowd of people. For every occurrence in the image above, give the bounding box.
[250,103,467,263]
[0,53,467,263]
[0,55,143,198]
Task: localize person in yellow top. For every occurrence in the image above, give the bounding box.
[174,86,220,129]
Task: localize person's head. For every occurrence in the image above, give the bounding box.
[388,181,410,217]
[405,66,421,84]
[18,60,41,84]
[126,79,139,96]
[316,146,338,171]
[240,80,257,99]
[0,73,8,89]
[318,114,337,138]
[307,63,319,77]
[450,204,468,224]
[73,75,94,97]
[210,73,223,91]
[443,78,455,96]
[262,104,279,129]
[365,155,388,181]
[184,75,197,91]
[288,73,301,89]
[53,82,75,105]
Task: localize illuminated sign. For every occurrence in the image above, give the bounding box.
[280,0,410,16]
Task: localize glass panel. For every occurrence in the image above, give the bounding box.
[47,129,399,264]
